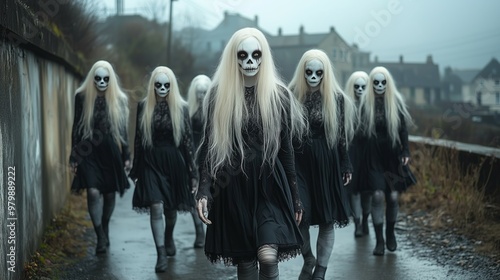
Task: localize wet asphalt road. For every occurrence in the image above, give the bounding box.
[60,189,485,280]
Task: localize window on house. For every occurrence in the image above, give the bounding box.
[495,80,499,85]
[332,49,336,59]
[206,41,211,51]
[477,91,482,105]
[496,92,500,104]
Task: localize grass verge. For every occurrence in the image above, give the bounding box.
[23,194,92,280]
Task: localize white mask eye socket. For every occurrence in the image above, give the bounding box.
[154,73,171,97]
[304,59,324,88]
[373,73,387,95]
[237,37,262,77]
[94,67,110,92]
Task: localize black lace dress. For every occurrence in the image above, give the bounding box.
[130,101,197,213]
[191,107,204,149]
[196,86,303,266]
[361,96,415,192]
[294,91,352,227]
[69,92,130,195]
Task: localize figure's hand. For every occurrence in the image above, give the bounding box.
[191,178,198,194]
[197,198,211,225]
[70,162,78,175]
[124,160,131,172]
[295,210,303,225]
[402,157,410,166]
[343,173,352,186]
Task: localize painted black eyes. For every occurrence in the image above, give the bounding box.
[94,76,109,82]
[354,85,366,90]
[155,82,170,89]
[237,50,262,60]
[373,80,386,85]
[305,70,323,76]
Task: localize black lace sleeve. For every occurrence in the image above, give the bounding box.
[69,92,84,165]
[336,95,353,174]
[399,112,410,158]
[279,91,303,213]
[129,102,144,180]
[120,114,131,162]
[180,107,199,183]
[195,92,214,204]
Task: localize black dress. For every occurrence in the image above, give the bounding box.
[130,101,197,213]
[69,92,130,196]
[191,107,204,149]
[196,86,303,266]
[294,91,352,227]
[348,100,367,194]
[361,96,416,193]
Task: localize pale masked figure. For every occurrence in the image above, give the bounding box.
[69,60,130,255]
[344,71,372,238]
[195,27,305,280]
[358,66,416,256]
[288,49,355,280]
[129,66,198,273]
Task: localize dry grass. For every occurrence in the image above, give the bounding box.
[23,194,92,280]
[400,143,500,255]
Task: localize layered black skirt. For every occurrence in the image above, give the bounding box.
[71,134,128,195]
[132,144,194,213]
[204,156,302,266]
[295,137,351,228]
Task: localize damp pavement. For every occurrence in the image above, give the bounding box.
[58,189,494,280]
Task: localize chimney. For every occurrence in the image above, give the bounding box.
[399,55,404,63]
[374,56,379,63]
[330,26,335,33]
[426,55,433,64]
[278,27,282,36]
[254,15,258,26]
[299,25,304,35]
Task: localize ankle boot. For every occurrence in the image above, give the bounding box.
[194,222,205,248]
[373,223,385,256]
[354,218,363,237]
[165,215,177,256]
[362,214,370,235]
[155,246,168,273]
[94,225,108,255]
[386,221,397,251]
[312,265,327,280]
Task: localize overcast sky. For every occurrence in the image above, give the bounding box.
[99,0,500,71]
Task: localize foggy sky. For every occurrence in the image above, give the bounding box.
[100,0,500,71]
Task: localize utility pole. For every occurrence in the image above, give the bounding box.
[166,0,177,66]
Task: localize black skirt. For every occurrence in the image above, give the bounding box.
[295,137,351,228]
[132,144,194,213]
[71,134,128,195]
[204,156,302,266]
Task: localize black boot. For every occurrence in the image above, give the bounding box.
[165,213,177,256]
[386,221,397,251]
[362,214,370,235]
[94,225,108,255]
[354,218,363,238]
[312,265,327,280]
[155,246,168,273]
[373,223,385,256]
[298,253,316,280]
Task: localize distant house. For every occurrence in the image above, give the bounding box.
[441,67,480,103]
[471,58,500,112]
[177,12,369,84]
[361,55,441,106]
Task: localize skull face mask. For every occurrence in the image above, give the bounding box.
[94,67,110,92]
[354,77,367,97]
[373,73,386,95]
[304,59,324,88]
[237,37,262,77]
[154,73,170,98]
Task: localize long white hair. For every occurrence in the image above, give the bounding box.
[76,60,129,145]
[140,66,186,147]
[359,66,414,147]
[344,71,369,131]
[203,27,304,176]
[187,74,211,117]
[288,49,356,146]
